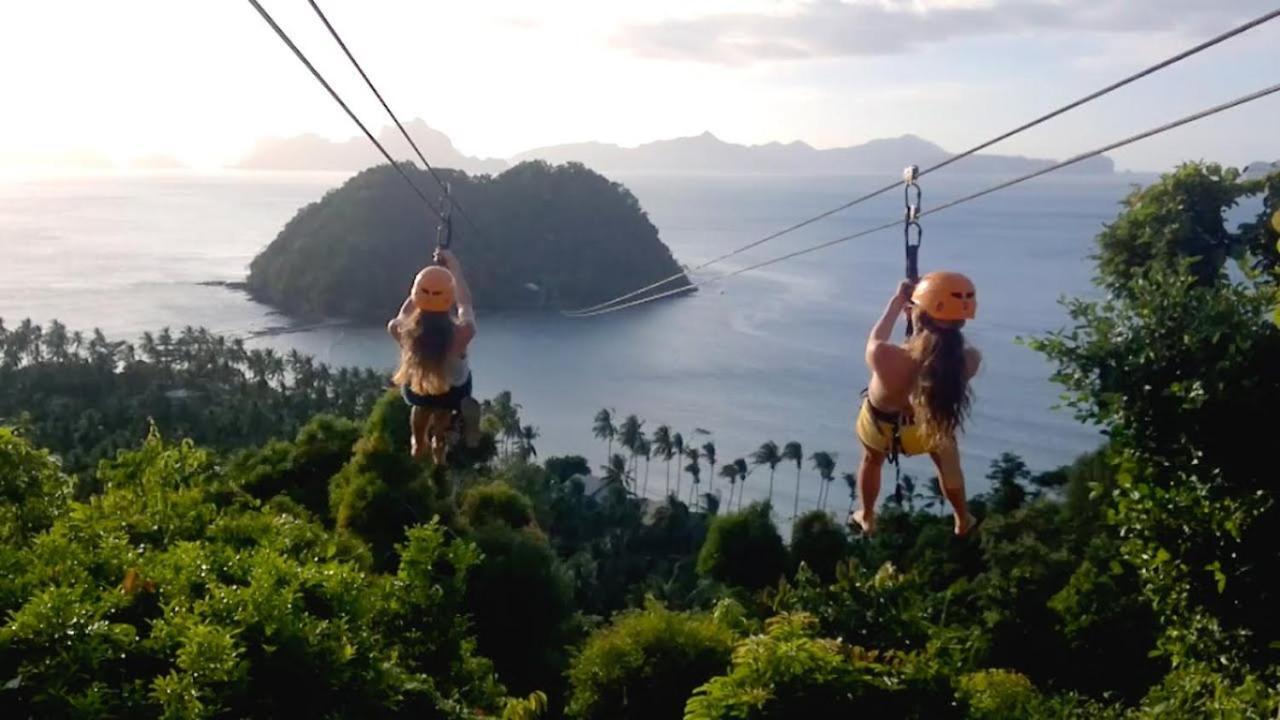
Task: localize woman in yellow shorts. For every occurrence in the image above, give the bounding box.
[850,272,981,537]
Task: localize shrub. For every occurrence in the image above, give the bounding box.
[789,510,849,581]
[0,430,503,718]
[461,482,535,530]
[956,670,1039,719]
[696,502,786,591]
[566,602,735,720]
[684,613,957,719]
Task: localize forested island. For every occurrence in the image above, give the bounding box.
[246,161,690,320]
[1,162,1278,718]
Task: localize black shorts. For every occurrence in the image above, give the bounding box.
[401,374,473,411]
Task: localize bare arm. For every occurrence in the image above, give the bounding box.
[436,249,476,329]
[964,346,982,379]
[864,281,913,368]
[387,293,414,341]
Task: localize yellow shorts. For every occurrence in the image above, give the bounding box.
[855,399,932,457]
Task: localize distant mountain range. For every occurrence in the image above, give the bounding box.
[236,119,506,175]
[513,131,1114,175]
[237,121,1115,176]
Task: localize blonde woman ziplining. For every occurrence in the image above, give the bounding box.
[387,248,481,464]
[850,272,982,537]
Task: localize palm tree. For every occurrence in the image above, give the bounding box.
[810,452,837,514]
[719,463,738,509]
[900,474,918,513]
[652,425,673,496]
[672,432,686,500]
[701,441,717,496]
[842,472,858,519]
[923,476,946,515]
[637,437,653,498]
[733,458,749,510]
[592,408,617,464]
[519,425,540,462]
[751,441,783,507]
[619,414,644,475]
[684,447,702,509]
[601,453,630,494]
[782,441,803,520]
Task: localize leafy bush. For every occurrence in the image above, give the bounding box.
[956,670,1039,719]
[770,560,938,652]
[696,502,786,591]
[566,602,735,720]
[232,413,360,518]
[461,482,535,530]
[684,613,957,719]
[788,509,849,581]
[465,523,576,698]
[0,429,504,718]
[1130,663,1278,720]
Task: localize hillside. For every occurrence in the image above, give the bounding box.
[246,160,690,320]
[513,131,1116,175]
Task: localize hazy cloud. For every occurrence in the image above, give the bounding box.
[613,0,1277,64]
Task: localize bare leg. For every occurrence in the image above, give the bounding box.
[426,409,450,466]
[852,445,885,535]
[410,406,429,460]
[929,445,974,536]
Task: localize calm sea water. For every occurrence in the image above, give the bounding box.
[0,169,1149,513]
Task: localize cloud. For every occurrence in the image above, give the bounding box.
[612,0,1277,64]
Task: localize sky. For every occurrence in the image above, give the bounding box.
[0,0,1276,171]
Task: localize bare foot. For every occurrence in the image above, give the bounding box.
[849,508,876,536]
[954,512,981,537]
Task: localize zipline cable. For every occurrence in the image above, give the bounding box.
[569,80,1280,317]
[565,7,1280,316]
[305,0,485,240]
[247,0,443,221]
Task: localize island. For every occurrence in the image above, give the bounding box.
[246,161,690,320]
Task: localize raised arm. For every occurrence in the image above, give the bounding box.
[864,281,913,368]
[436,249,475,328]
[387,291,414,341]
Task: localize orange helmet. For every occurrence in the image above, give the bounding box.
[912,271,977,322]
[412,266,455,313]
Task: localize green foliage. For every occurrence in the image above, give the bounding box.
[461,482,535,530]
[566,602,735,720]
[788,510,849,582]
[465,523,576,698]
[0,427,71,546]
[231,413,360,518]
[544,455,590,483]
[1095,162,1245,297]
[1131,663,1278,720]
[683,613,957,719]
[0,429,504,719]
[329,391,441,568]
[0,320,385,475]
[768,562,934,653]
[1032,164,1280,667]
[696,502,786,592]
[956,670,1040,719]
[246,162,690,319]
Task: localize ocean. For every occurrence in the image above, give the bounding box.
[0,168,1148,515]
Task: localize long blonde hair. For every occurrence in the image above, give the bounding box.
[906,312,972,448]
[392,310,455,395]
